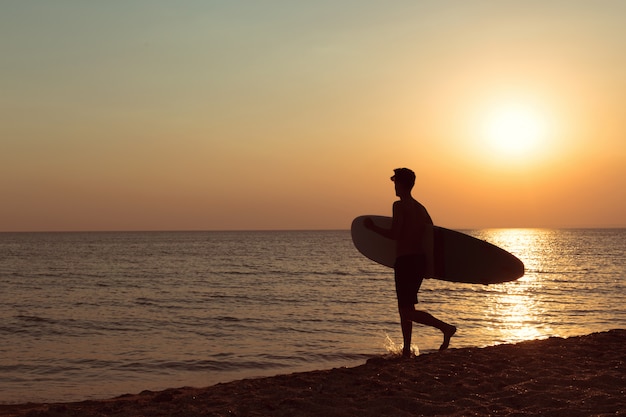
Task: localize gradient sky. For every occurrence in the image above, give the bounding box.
[2,1,625,231]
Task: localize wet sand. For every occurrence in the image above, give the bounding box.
[1,329,624,417]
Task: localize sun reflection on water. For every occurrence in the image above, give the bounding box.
[484,283,548,344]
[470,229,556,344]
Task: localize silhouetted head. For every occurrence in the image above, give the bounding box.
[391,168,415,191]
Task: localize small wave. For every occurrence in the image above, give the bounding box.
[215,316,242,322]
[15,315,54,324]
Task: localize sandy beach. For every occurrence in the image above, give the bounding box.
[1,329,624,417]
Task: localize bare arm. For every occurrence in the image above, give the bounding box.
[364,202,403,240]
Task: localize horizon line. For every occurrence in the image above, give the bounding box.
[1,226,625,234]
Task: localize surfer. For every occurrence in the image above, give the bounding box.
[364,168,456,356]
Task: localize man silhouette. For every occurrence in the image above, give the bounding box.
[364,168,456,356]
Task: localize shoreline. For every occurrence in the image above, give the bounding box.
[1,329,624,417]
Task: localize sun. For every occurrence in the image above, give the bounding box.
[482,102,548,159]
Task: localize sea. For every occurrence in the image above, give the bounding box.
[1,228,624,404]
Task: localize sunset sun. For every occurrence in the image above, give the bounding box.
[482,102,549,159]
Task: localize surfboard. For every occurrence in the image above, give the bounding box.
[351,215,524,284]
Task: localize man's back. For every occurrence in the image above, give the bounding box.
[394,198,433,258]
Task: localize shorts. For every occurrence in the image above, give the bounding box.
[394,254,426,308]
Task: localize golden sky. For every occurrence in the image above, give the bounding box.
[2,1,625,231]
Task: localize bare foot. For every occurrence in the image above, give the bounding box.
[439,325,457,351]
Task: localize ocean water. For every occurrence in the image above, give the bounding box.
[0,229,624,404]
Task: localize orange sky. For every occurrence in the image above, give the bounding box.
[1,1,625,231]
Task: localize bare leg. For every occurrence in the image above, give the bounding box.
[400,307,456,353]
[399,310,414,356]
[439,324,457,350]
